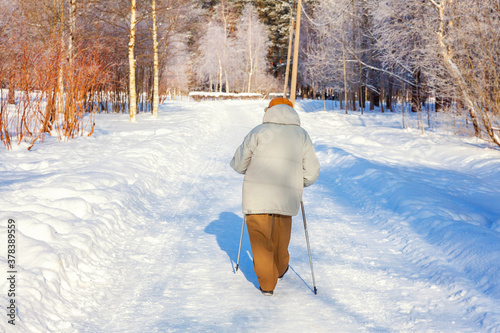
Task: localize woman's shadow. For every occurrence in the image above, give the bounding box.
[205,212,259,289]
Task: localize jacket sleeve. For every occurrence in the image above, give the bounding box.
[303,136,320,187]
[230,131,256,174]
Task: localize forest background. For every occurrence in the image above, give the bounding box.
[0,0,499,149]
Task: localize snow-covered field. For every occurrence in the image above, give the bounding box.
[1,99,500,332]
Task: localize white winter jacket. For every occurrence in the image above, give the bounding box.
[230,104,320,216]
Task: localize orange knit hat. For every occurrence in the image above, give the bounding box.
[265,97,294,111]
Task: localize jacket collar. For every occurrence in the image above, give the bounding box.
[262,104,301,126]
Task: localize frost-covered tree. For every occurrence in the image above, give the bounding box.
[129,0,138,122]
[194,21,230,92]
[192,0,240,92]
[303,0,378,109]
[163,41,190,95]
[215,0,239,91]
[193,2,273,93]
[371,0,438,113]
[236,4,271,93]
[302,0,345,93]
[372,0,500,144]
[302,0,500,145]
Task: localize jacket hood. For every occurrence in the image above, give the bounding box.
[263,104,300,126]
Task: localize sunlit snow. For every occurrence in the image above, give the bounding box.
[1,99,499,332]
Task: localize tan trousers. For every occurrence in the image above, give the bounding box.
[246,214,292,291]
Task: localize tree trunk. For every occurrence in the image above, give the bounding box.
[68,0,76,119]
[380,86,385,113]
[386,78,392,111]
[57,0,65,117]
[129,0,137,122]
[436,96,445,112]
[431,1,480,136]
[69,0,75,68]
[247,8,253,93]
[8,76,15,104]
[342,14,348,114]
[369,90,375,111]
[351,90,356,111]
[152,0,159,118]
[218,58,223,93]
[411,68,421,112]
[225,69,230,93]
[359,86,365,114]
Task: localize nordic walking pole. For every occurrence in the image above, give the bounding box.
[301,201,317,294]
[236,215,246,272]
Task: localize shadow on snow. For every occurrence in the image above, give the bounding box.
[204,211,259,290]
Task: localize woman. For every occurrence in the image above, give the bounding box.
[230,97,320,295]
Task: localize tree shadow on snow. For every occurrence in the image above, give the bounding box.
[204,212,259,290]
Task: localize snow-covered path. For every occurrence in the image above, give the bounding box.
[1,100,500,332]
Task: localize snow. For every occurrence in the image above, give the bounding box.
[1,99,500,332]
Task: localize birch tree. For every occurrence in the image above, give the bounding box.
[195,21,229,91]
[372,0,500,145]
[236,4,270,93]
[152,0,159,118]
[214,0,238,92]
[129,0,137,122]
[436,0,500,144]
[163,41,190,95]
[56,0,65,117]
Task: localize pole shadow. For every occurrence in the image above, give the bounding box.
[289,265,316,294]
[204,212,259,289]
